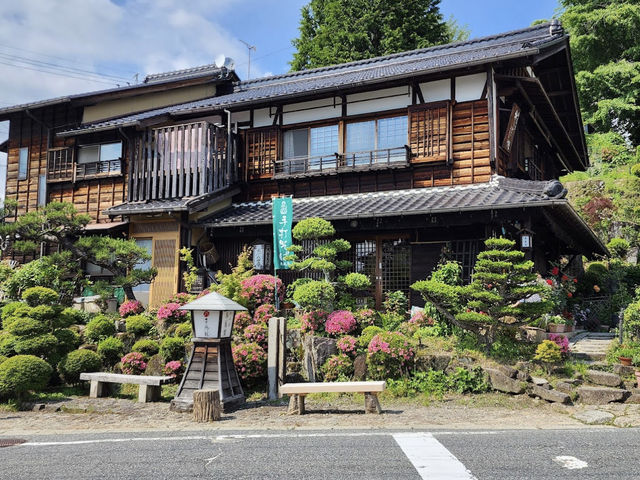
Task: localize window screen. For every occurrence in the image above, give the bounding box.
[37,174,46,206]
[99,142,122,161]
[18,147,28,180]
[378,116,407,150]
[283,129,308,159]
[78,145,99,164]
[309,125,338,157]
[346,121,375,154]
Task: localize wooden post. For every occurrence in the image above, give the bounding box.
[192,389,221,422]
[364,393,382,414]
[268,317,279,400]
[277,317,286,398]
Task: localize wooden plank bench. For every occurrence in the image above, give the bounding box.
[80,373,175,403]
[280,381,386,414]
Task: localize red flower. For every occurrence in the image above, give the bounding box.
[561,275,569,282]
[487,284,493,289]
[551,267,559,276]
[546,279,553,285]
[573,278,578,283]
[567,292,573,298]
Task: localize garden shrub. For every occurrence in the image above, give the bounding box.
[243,323,268,348]
[1,301,25,327]
[174,321,193,339]
[358,326,384,349]
[157,302,188,324]
[254,304,276,325]
[299,310,328,334]
[325,310,357,335]
[0,355,6,365]
[120,352,147,375]
[354,308,377,328]
[607,238,630,259]
[239,275,284,308]
[5,317,48,337]
[97,337,125,367]
[233,311,253,332]
[125,315,153,337]
[624,300,640,340]
[60,307,85,327]
[131,339,160,358]
[488,333,537,363]
[322,353,354,381]
[168,292,194,305]
[159,336,186,362]
[119,300,144,318]
[22,286,58,307]
[447,366,488,394]
[379,311,404,332]
[0,332,17,357]
[162,360,184,380]
[232,342,267,384]
[534,340,563,364]
[58,349,102,384]
[292,280,335,311]
[85,315,116,342]
[383,290,408,315]
[0,355,52,398]
[53,328,81,355]
[366,331,415,380]
[343,273,371,290]
[336,335,357,357]
[14,334,59,358]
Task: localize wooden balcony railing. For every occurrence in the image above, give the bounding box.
[76,159,122,179]
[273,146,410,178]
[47,148,122,183]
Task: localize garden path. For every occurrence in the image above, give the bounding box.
[569,332,616,361]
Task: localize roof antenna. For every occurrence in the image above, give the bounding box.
[239,39,256,79]
[133,73,139,84]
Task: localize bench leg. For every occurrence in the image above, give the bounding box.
[287,394,306,415]
[364,392,381,414]
[89,380,106,398]
[138,385,161,403]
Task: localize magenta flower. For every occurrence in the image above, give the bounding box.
[325,310,357,335]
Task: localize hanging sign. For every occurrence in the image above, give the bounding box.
[272,197,293,270]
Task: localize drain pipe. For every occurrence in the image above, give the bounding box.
[224,109,232,185]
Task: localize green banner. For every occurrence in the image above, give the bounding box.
[272,197,293,270]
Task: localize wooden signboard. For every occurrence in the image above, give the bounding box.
[502,103,521,153]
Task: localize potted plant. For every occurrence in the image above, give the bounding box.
[617,347,634,366]
[547,314,566,333]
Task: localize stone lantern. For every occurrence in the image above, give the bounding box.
[170,292,246,412]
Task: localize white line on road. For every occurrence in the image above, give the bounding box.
[554,456,588,470]
[393,432,476,480]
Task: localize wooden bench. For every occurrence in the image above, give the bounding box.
[280,381,386,414]
[80,372,175,403]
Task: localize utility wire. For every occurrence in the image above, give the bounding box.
[0,60,122,86]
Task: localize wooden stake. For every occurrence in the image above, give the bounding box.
[192,389,221,422]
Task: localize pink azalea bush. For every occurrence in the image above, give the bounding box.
[321,353,354,381]
[409,310,433,327]
[169,292,194,305]
[234,311,253,333]
[548,333,570,354]
[325,310,357,336]
[157,302,189,324]
[232,342,267,383]
[239,275,284,308]
[162,360,184,379]
[355,308,377,328]
[244,323,268,348]
[254,304,276,325]
[119,300,144,318]
[300,310,328,334]
[367,331,414,380]
[121,352,147,375]
[336,335,358,356]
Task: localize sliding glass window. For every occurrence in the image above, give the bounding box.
[345,115,407,166]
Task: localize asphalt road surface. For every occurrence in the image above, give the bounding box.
[1,428,638,479]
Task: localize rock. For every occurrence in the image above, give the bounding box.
[286,361,302,374]
[498,365,518,378]
[528,385,571,404]
[530,376,550,389]
[613,364,636,376]
[623,381,637,391]
[586,370,622,387]
[284,372,305,384]
[555,382,575,395]
[79,343,97,352]
[573,410,614,425]
[285,328,302,351]
[144,354,164,376]
[515,361,532,372]
[613,415,640,428]
[115,319,127,333]
[302,335,337,382]
[624,394,640,404]
[414,351,452,372]
[353,354,367,381]
[516,370,531,382]
[557,378,580,385]
[483,368,525,394]
[577,386,629,404]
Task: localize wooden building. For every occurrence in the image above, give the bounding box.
[1,22,606,307]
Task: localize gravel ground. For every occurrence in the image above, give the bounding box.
[4,392,638,436]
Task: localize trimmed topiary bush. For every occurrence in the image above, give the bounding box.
[0,355,53,398]
[366,331,415,380]
[125,315,153,337]
[0,332,17,357]
[14,334,59,358]
[293,280,335,311]
[97,337,125,367]
[85,315,117,342]
[0,355,6,365]
[232,342,267,384]
[253,304,276,325]
[120,352,147,375]
[22,286,59,307]
[325,310,357,336]
[131,339,160,358]
[174,321,193,339]
[159,336,186,362]
[58,349,102,385]
[358,326,384,349]
[53,329,82,356]
[322,353,354,381]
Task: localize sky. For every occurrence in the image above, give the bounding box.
[0,0,562,199]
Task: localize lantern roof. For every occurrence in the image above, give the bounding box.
[178,292,248,312]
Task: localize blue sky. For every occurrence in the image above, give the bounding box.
[0,0,562,196]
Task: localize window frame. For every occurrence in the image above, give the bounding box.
[18,147,28,180]
[344,114,408,166]
[77,141,123,165]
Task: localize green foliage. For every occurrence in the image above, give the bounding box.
[159,336,186,362]
[489,333,537,363]
[58,349,102,385]
[131,339,160,358]
[343,272,371,290]
[53,329,81,356]
[0,332,17,357]
[97,337,125,367]
[292,280,335,311]
[292,217,335,240]
[85,315,116,343]
[0,355,52,398]
[383,290,408,315]
[290,0,452,71]
[0,355,6,365]
[607,238,630,259]
[5,317,48,337]
[379,312,404,332]
[534,340,562,364]
[631,163,640,177]
[366,331,414,380]
[22,286,58,307]
[174,321,193,339]
[212,246,254,307]
[386,366,488,397]
[624,300,640,340]
[179,247,198,293]
[358,325,384,349]
[321,353,354,381]
[125,315,153,337]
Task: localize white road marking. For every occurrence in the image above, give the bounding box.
[393,432,476,480]
[553,456,588,469]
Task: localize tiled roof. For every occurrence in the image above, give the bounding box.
[201,176,568,227]
[143,64,223,84]
[62,22,566,135]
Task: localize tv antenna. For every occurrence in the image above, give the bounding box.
[239,39,256,79]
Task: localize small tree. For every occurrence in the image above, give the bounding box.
[412,237,551,347]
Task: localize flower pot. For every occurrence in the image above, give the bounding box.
[565,325,574,333]
[548,323,566,333]
[619,356,633,366]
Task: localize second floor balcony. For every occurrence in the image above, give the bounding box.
[47,145,122,183]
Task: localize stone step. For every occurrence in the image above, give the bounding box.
[571,352,607,361]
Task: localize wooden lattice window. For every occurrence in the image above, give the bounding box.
[449,239,480,284]
[246,127,279,178]
[409,101,451,163]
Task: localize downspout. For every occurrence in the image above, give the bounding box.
[224,109,232,186]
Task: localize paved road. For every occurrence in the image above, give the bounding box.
[1,428,639,479]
